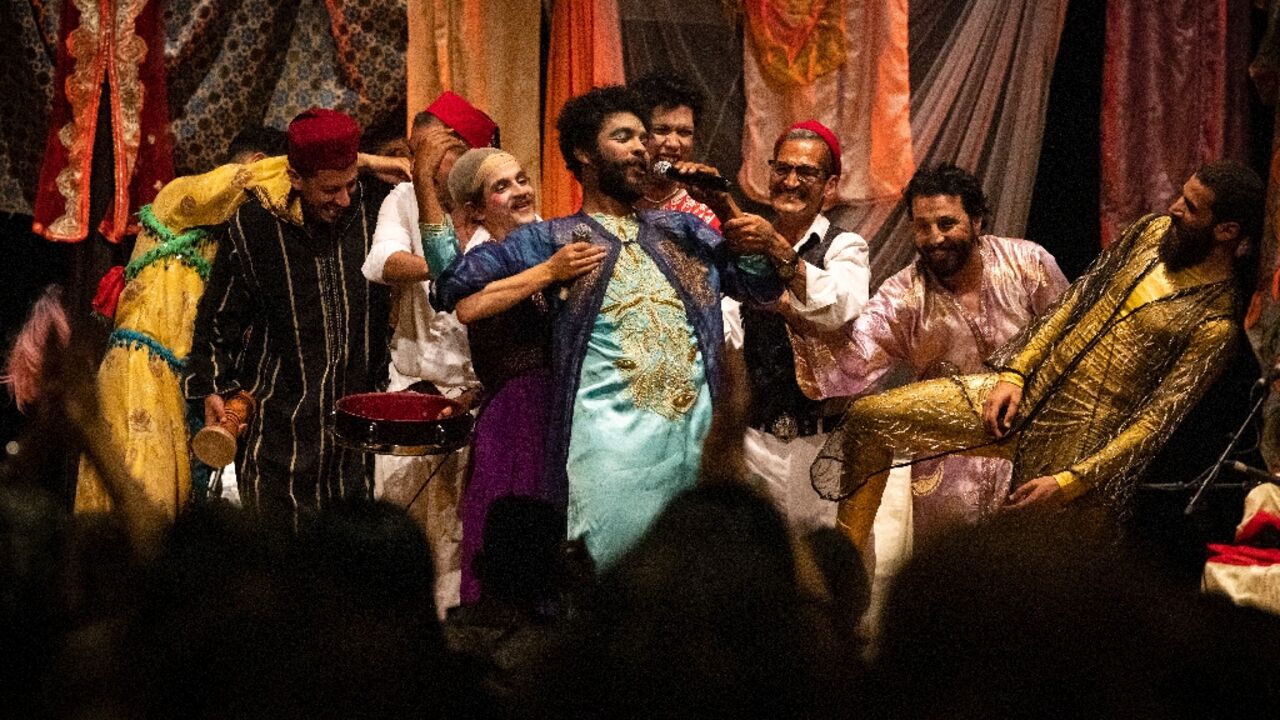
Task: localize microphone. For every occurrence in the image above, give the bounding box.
[1221,460,1279,485]
[554,224,594,301]
[652,160,731,193]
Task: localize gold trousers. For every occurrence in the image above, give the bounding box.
[823,373,1014,558]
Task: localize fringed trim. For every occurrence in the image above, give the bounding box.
[108,328,186,374]
[127,205,213,281]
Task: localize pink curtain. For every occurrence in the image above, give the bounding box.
[1099,0,1250,246]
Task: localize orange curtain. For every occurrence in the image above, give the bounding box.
[406,0,542,191]
[540,0,626,219]
[739,0,912,207]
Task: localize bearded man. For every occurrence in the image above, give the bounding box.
[800,164,1066,557]
[812,161,1264,543]
[432,85,782,568]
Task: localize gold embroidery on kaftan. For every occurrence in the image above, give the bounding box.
[594,214,699,420]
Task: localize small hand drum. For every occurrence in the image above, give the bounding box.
[191,391,256,468]
[330,391,472,456]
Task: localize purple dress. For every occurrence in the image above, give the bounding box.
[459,297,557,604]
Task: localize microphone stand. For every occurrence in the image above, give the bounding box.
[1184,385,1269,516]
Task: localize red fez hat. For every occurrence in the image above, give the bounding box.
[780,120,842,177]
[425,91,498,149]
[287,108,361,174]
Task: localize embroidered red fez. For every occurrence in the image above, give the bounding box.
[425,91,498,149]
[780,120,842,177]
[287,108,361,174]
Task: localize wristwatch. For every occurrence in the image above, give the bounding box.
[776,251,801,281]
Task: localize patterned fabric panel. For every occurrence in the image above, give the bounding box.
[0,1,59,214]
[165,0,405,175]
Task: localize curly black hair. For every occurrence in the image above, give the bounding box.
[555,85,648,180]
[903,163,990,224]
[631,73,704,126]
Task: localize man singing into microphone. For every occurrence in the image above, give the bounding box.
[721,121,871,530]
[432,86,782,568]
[632,74,723,231]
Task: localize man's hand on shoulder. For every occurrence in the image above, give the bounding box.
[358,152,411,185]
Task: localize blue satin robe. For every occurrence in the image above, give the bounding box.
[434,210,781,566]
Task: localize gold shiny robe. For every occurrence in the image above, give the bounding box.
[75,157,294,517]
[813,214,1241,531]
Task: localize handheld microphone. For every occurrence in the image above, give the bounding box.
[652,160,731,193]
[554,224,593,301]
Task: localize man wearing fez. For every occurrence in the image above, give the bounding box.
[185,108,391,521]
[362,92,497,609]
[721,120,871,530]
[433,85,782,568]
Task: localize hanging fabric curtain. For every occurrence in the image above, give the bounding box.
[738,0,913,213]
[1099,0,1250,247]
[742,0,846,87]
[0,1,59,216]
[32,0,174,243]
[842,0,1070,286]
[166,0,405,176]
[406,0,542,190]
[540,0,627,219]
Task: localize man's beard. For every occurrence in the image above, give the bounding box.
[1159,217,1214,271]
[921,231,977,279]
[597,154,644,205]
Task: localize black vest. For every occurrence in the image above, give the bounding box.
[742,221,846,436]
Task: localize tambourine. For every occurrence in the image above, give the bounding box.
[330,391,472,456]
[191,390,256,468]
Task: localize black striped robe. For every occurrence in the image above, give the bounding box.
[185,181,390,519]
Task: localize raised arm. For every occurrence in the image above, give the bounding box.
[432,223,559,312]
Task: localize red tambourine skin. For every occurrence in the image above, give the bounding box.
[336,392,460,422]
[332,392,471,454]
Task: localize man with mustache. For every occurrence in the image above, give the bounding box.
[797,164,1067,562]
[433,85,782,568]
[719,121,871,531]
[812,161,1264,540]
[361,92,498,612]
